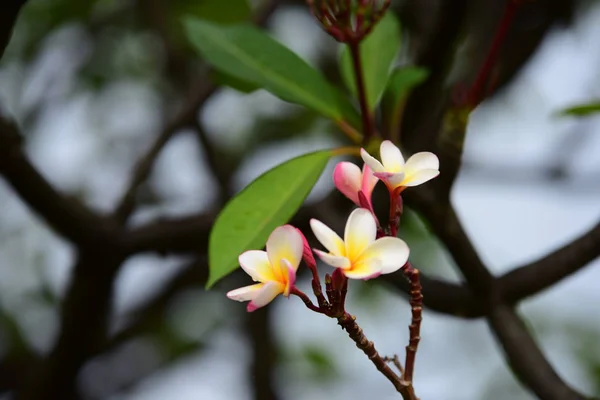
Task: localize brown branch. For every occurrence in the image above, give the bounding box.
[19,252,125,400]
[412,189,589,399]
[0,117,116,250]
[337,312,417,400]
[112,74,218,223]
[400,264,422,383]
[112,0,282,223]
[0,0,27,58]
[247,307,280,400]
[488,304,587,400]
[386,217,600,318]
[106,259,207,349]
[502,219,600,304]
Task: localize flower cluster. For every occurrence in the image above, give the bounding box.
[227,140,439,312]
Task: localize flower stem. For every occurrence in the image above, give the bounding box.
[348,41,375,144]
[291,287,324,314]
[465,0,519,106]
[400,262,423,383]
[338,312,418,399]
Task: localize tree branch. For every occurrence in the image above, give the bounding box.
[502,219,600,304]
[0,117,116,250]
[113,0,283,223]
[488,304,587,400]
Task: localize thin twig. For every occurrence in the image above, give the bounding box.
[348,41,375,143]
[337,312,418,400]
[383,355,405,376]
[400,262,422,383]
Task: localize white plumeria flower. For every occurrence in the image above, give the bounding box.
[333,162,378,209]
[227,225,303,312]
[310,208,409,279]
[360,140,439,190]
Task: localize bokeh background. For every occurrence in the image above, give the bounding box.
[1,0,600,399]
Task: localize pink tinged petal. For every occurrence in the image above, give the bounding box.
[296,227,317,269]
[404,152,439,174]
[333,162,362,205]
[374,171,405,188]
[266,225,304,277]
[403,169,440,187]
[227,283,264,302]
[356,237,410,274]
[344,208,377,261]
[247,281,285,312]
[379,140,405,172]
[362,271,382,281]
[281,258,296,297]
[313,249,351,269]
[360,164,378,199]
[360,148,385,173]
[238,250,275,282]
[310,219,345,256]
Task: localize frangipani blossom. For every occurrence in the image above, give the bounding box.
[227,225,303,312]
[310,208,409,279]
[360,140,439,191]
[333,162,378,209]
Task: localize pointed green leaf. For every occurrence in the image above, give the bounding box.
[210,70,260,93]
[339,13,401,110]
[559,102,600,117]
[183,18,359,125]
[385,66,429,102]
[382,66,428,135]
[207,150,332,288]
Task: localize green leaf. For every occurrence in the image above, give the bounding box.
[559,102,600,117]
[382,66,428,135]
[183,18,360,125]
[207,150,332,288]
[385,66,429,103]
[210,70,260,93]
[339,13,401,110]
[175,0,251,25]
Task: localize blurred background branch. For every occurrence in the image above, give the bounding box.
[0,0,599,399]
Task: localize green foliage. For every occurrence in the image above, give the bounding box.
[207,150,332,288]
[300,345,338,381]
[209,70,260,93]
[184,18,360,125]
[339,13,401,110]
[559,102,600,117]
[175,0,251,25]
[382,66,429,134]
[384,66,429,105]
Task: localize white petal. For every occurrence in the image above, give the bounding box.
[314,249,351,269]
[344,208,377,261]
[404,152,439,174]
[238,250,275,282]
[360,148,385,173]
[266,225,304,276]
[404,169,440,187]
[333,162,362,205]
[380,140,404,172]
[227,283,264,302]
[355,237,410,274]
[247,281,285,312]
[310,219,345,256]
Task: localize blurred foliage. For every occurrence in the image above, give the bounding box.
[559,102,600,117]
